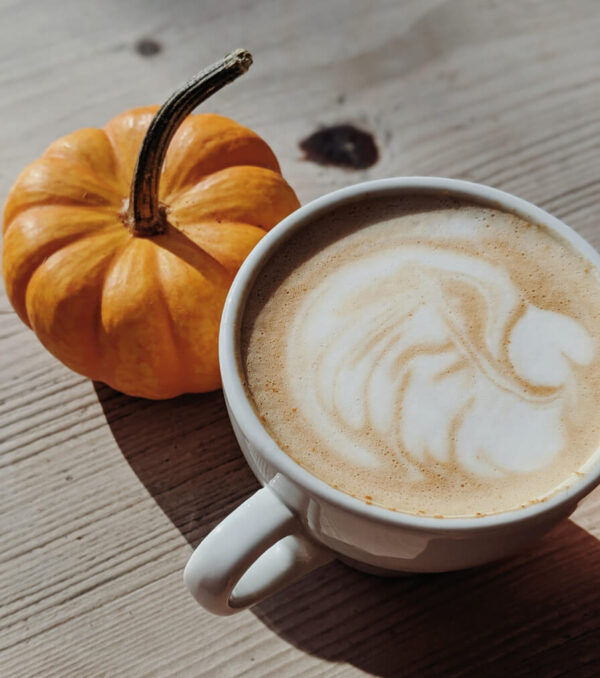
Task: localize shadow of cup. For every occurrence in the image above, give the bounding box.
[96,382,600,677]
[254,519,600,677]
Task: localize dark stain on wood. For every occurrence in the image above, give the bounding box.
[135,37,163,57]
[299,124,379,170]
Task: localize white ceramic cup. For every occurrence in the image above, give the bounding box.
[184,177,600,615]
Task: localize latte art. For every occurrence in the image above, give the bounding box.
[288,246,595,478]
[242,197,600,516]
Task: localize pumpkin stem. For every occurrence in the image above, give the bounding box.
[127,49,253,237]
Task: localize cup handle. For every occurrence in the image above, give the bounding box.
[183,486,334,615]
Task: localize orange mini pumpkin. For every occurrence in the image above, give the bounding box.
[2,50,299,399]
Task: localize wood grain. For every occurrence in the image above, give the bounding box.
[1,0,599,676]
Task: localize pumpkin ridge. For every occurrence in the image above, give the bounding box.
[25,229,126,377]
[6,217,125,327]
[151,225,229,285]
[42,135,124,196]
[178,219,265,232]
[44,159,123,197]
[3,158,123,227]
[3,203,121,238]
[162,125,281,198]
[169,165,300,232]
[5,200,119,231]
[165,164,280,204]
[151,246,187,392]
[43,126,121,178]
[95,236,135,384]
[171,221,266,276]
[163,158,285,205]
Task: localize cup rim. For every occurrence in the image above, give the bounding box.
[219,176,600,532]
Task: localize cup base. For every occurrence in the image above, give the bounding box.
[338,555,415,577]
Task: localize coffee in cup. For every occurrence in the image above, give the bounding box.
[241,195,600,518]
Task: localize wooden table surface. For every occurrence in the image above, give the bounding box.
[2,1,600,676]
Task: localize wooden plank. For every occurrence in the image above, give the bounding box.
[1,0,599,676]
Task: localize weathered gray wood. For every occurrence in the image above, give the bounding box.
[1,0,599,676]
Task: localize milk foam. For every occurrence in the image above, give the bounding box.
[242,197,600,516]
